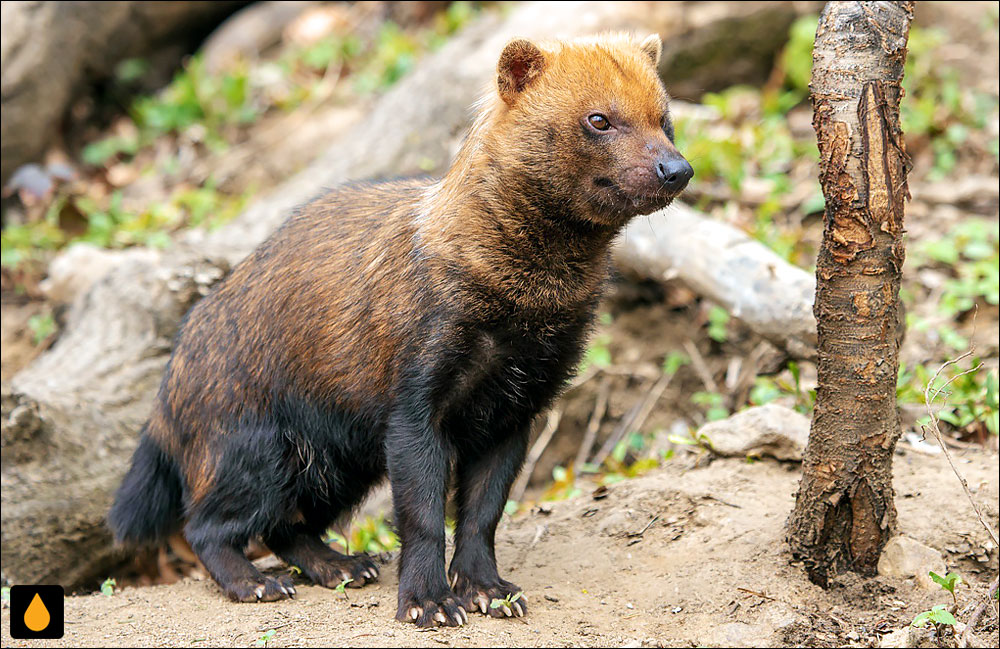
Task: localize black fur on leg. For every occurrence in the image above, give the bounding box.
[449,427,530,617]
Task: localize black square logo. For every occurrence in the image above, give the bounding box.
[8,585,64,639]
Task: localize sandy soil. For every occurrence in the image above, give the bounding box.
[3,448,997,648]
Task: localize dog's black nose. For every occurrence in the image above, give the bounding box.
[655,154,694,193]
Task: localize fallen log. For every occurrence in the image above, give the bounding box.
[615,203,818,358]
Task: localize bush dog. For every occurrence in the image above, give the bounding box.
[110,33,692,628]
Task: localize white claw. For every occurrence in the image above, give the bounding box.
[371,566,379,578]
[434,611,448,625]
[453,612,464,626]
[362,570,372,580]
[410,607,421,621]
[514,602,524,617]
[254,586,265,599]
[477,598,488,614]
[449,573,458,589]
[503,605,512,617]
[458,606,468,624]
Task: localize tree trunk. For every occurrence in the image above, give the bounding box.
[786,1,913,587]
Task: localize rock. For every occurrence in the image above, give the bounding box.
[697,405,810,461]
[879,627,915,648]
[877,536,944,590]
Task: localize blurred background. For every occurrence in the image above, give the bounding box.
[1,1,997,594]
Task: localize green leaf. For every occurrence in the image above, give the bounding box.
[28,313,56,346]
[912,604,956,627]
[667,433,698,446]
[662,351,690,376]
[707,305,730,343]
[928,571,961,594]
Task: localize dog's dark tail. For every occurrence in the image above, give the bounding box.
[108,429,183,544]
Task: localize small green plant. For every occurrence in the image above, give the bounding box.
[333,577,353,599]
[580,334,612,373]
[901,26,1000,178]
[691,391,729,422]
[27,313,56,346]
[324,514,399,555]
[2,181,253,269]
[911,604,957,629]
[0,217,66,268]
[706,305,730,343]
[542,465,581,501]
[898,361,999,438]
[912,219,999,331]
[749,361,816,415]
[256,629,277,647]
[100,577,116,597]
[601,431,661,482]
[489,591,524,612]
[662,350,690,376]
[929,571,962,605]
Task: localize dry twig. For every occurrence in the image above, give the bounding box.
[959,575,999,648]
[683,339,720,394]
[921,349,999,548]
[591,371,675,467]
[573,377,611,477]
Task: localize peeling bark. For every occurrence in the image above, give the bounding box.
[786,0,913,587]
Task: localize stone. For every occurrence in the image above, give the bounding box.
[878,627,914,648]
[877,536,944,590]
[697,404,810,461]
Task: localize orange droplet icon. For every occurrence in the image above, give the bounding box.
[24,592,51,632]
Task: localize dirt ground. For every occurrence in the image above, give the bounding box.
[4,448,997,648]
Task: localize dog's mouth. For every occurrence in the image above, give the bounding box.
[590,178,679,216]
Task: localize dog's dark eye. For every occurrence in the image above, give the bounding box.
[661,115,675,142]
[588,114,611,131]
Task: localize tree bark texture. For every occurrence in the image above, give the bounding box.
[787,1,913,587]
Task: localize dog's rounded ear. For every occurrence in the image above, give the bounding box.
[497,39,546,106]
[639,34,662,67]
